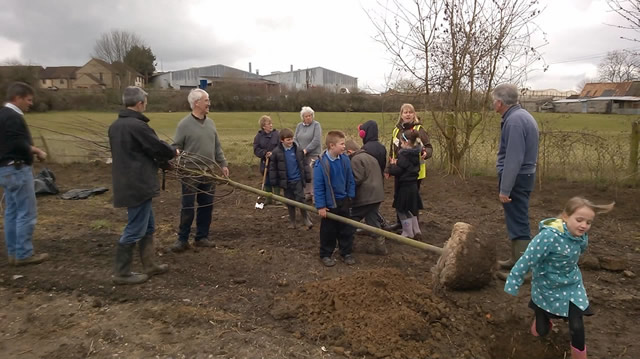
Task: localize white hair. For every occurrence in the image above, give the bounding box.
[188,89,209,110]
[300,106,315,120]
[492,84,519,106]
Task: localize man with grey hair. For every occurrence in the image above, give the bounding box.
[171,89,228,253]
[492,83,539,280]
[108,86,177,284]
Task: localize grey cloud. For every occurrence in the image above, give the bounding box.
[0,0,249,69]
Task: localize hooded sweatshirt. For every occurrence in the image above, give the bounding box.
[504,218,590,317]
[359,120,387,174]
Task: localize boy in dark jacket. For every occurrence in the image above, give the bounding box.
[269,128,313,229]
[314,131,356,267]
[358,120,389,229]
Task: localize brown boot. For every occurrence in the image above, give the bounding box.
[139,234,168,276]
[15,253,49,266]
[113,243,148,285]
[301,209,313,229]
[374,236,388,255]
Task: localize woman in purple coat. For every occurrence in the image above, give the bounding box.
[253,115,280,204]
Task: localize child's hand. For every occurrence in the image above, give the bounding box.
[384,173,390,179]
[390,158,397,165]
[318,208,328,218]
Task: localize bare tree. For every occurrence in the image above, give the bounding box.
[607,0,640,41]
[367,0,546,174]
[598,50,640,82]
[92,30,144,63]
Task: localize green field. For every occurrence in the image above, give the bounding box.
[26,111,639,183]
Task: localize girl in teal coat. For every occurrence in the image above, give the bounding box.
[504,197,614,359]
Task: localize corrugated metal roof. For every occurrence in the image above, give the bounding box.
[579,82,636,97]
[553,96,640,103]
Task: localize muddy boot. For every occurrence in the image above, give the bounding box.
[374,236,388,255]
[498,240,517,270]
[301,209,313,229]
[139,234,168,276]
[113,242,149,285]
[15,253,49,266]
[410,216,422,241]
[287,206,297,229]
[271,187,285,207]
[400,219,414,238]
[264,185,273,205]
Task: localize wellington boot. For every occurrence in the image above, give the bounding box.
[271,187,285,207]
[264,185,273,205]
[410,216,422,241]
[570,344,587,359]
[400,219,414,238]
[513,239,531,260]
[498,240,517,269]
[301,209,313,229]
[113,242,149,285]
[374,236,388,255]
[287,206,297,229]
[139,234,168,276]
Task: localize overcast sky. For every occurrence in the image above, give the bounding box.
[0,0,634,92]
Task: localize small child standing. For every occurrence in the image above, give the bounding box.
[504,197,614,359]
[269,128,313,229]
[387,130,423,240]
[314,130,356,267]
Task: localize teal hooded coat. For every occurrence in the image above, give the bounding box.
[504,218,590,317]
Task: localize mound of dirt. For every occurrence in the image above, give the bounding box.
[272,268,491,359]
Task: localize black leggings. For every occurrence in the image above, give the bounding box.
[534,302,585,350]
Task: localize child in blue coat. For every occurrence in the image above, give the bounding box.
[504,197,614,359]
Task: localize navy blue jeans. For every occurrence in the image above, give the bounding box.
[119,198,154,244]
[178,176,214,243]
[500,173,535,241]
[0,165,37,260]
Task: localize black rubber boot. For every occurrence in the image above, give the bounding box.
[113,242,149,285]
[139,234,168,276]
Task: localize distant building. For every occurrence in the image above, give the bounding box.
[150,64,262,89]
[521,88,578,99]
[74,58,143,89]
[39,66,80,89]
[262,66,357,93]
[552,97,640,115]
[579,81,640,97]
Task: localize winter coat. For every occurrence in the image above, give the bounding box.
[253,129,280,173]
[350,149,384,207]
[387,146,421,183]
[108,109,175,208]
[504,218,590,317]
[269,142,311,189]
[359,120,387,174]
[313,151,356,209]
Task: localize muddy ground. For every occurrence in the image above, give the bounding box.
[0,162,638,359]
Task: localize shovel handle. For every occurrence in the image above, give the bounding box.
[260,157,270,191]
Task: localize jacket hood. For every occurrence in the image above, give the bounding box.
[118,108,150,122]
[360,120,379,144]
[398,146,421,165]
[539,218,586,242]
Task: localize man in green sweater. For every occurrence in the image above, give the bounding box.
[171,89,229,252]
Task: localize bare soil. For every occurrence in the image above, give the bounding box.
[0,162,638,359]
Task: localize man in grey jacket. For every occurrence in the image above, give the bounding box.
[171,89,228,252]
[346,140,387,255]
[492,84,539,280]
[108,86,176,284]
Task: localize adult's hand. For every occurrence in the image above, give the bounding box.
[222,167,230,177]
[499,194,512,203]
[36,151,47,161]
[303,149,308,155]
[318,208,328,218]
[266,151,272,158]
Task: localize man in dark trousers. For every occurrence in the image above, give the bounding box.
[492,83,539,281]
[108,86,176,285]
[0,82,49,266]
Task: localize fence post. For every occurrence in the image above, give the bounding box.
[631,120,639,183]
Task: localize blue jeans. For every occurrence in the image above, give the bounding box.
[178,176,214,242]
[119,198,154,245]
[0,165,37,260]
[499,173,535,241]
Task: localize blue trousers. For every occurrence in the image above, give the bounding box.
[0,165,37,260]
[119,198,154,245]
[178,176,214,242]
[500,173,535,241]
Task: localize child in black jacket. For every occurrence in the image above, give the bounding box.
[269,128,313,229]
[387,129,423,240]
